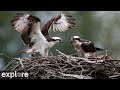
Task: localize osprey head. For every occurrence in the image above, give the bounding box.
[52,37,63,43]
[71,36,80,41]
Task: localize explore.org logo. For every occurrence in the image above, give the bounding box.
[0,71,29,79]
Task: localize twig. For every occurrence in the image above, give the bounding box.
[50,52,54,56]
[0,53,13,60]
[70,53,78,56]
[56,49,69,58]
[14,58,24,68]
[109,74,120,78]
[3,59,15,71]
[56,49,97,64]
[60,73,93,79]
[70,57,96,64]
[0,53,16,70]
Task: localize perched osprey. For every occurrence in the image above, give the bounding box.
[71,36,103,58]
[10,13,76,57]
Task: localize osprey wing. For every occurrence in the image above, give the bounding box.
[51,14,76,32]
[81,41,96,53]
[41,14,76,36]
[10,13,41,45]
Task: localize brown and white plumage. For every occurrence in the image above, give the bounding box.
[10,13,76,56]
[51,14,76,32]
[71,36,103,58]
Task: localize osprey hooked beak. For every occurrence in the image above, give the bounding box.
[59,39,63,43]
[57,38,63,43]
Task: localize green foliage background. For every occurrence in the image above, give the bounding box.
[0,11,120,70]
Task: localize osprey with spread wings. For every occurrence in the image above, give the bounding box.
[10,13,76,56]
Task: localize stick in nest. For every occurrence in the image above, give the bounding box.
[56,49,97,64]
[15,58,24,68]
[60,72,93,79]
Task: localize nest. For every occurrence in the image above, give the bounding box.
[3,50,120,79]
